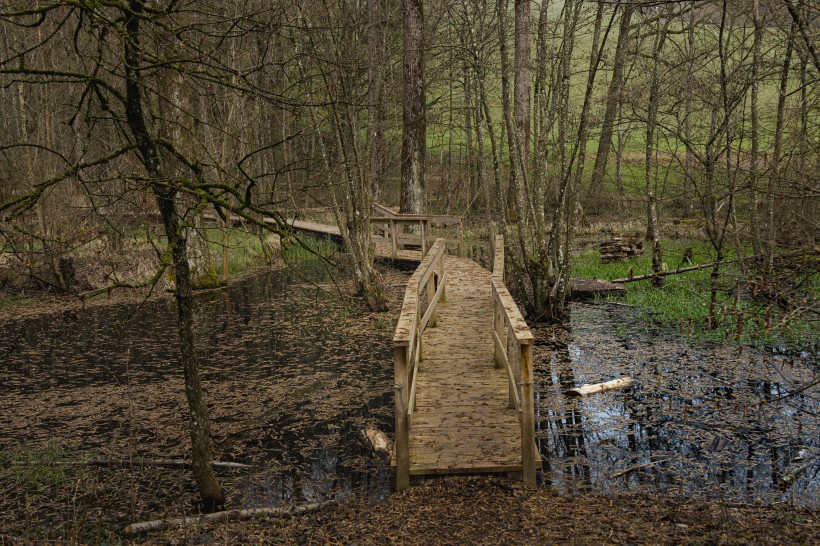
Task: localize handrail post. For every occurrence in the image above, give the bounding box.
[419,220,426,257]
[458,220,463,257]
[390,219,397,259]
[520,342,536,485]
[493,296,503,370]
[508,330,519,409]
[394,345,410,490]
[439,251,446,303]
[427,260,438,328]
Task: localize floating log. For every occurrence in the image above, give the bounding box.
[360,427,392,464]
[124,497,343,536]
[566,377,635,397]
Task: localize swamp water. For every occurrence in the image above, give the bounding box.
[1,268,817,527]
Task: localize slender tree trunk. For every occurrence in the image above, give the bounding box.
[683,2,696,217]
[589,5,633,194]
[463,60,475,208]
[400,0,426,214]
[769,22,794,266]
[123,1,223,512]
[368,0,385,202]
[645,14,670,287]
[749,0,762,255]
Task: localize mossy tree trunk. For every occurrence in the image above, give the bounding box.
[123,1,223,511]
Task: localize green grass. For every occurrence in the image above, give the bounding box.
[572,239,818,348]
[0,295,33,309]
[281,232,337,262]
[203,227,271,279]
[1,440,73,490]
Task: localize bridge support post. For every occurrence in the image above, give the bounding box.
[393,346,410,490]
[427,276,437,329]
[419,220,426,258]
[520,343,536,485]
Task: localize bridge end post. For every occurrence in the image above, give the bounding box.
[393,345,410,490]
[520,343,536,485]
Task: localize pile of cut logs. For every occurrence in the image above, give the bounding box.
[600,234,645,263]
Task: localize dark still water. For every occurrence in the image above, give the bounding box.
[0,270,817,508]
[535,303,818,506]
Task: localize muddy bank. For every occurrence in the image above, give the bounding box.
[0,264,404,542]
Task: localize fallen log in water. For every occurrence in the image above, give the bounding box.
[565,377,635,397]
[569,278,626,299]
[360,427,392,464]
[779,451,817,491]
[124,497,344,536]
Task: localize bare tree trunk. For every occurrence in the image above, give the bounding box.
[645,14,670,287]
[400,0,426,214]
[123,2,223,512]
[748,0,762,256]
[463,59,475,208]
[683,2,696,217]
[497,0,524,252]
[769,21,794,266]
[368,0,386,202]
[589,5,633,194]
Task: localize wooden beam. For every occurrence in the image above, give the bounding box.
[393,346,410,490]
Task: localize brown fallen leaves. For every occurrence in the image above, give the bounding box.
[148,476,818,545]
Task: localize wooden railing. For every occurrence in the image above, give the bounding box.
[490,235,536,484]
[392,238,447,489]
[370,204,463,258]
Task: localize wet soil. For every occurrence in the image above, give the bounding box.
[0,262,817,543]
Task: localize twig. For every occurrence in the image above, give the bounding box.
[605,457,671,480]
[611,247,819,283]
[8,458,253,471]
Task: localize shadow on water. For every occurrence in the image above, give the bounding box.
[1,268,817,514]
[535,303,819,506]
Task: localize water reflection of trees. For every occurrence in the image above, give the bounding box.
[534,305,819,504]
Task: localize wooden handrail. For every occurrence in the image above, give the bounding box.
[492,234,504,282]
[371,215,461,224]
[490,234,536,485]
[393,238,447,490]
[371,206,463,258]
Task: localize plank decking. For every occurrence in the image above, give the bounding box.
[392,237,537,488]
[407,256,524,474]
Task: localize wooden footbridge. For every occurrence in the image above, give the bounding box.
[275,207,539,487]
[391,235,538,488]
